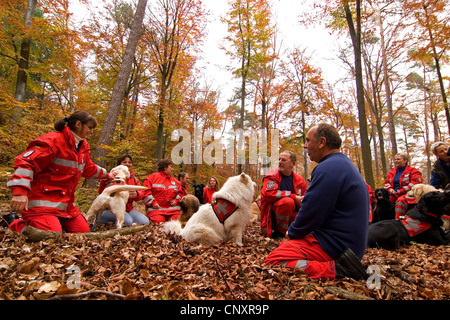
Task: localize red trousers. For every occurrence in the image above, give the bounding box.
[9,213,90,233]
[147,209,180,224]
[271,197,297,235]
[265,233,336,279]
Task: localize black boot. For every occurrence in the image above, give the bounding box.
[335,248,368,280]
[0,210,19,228]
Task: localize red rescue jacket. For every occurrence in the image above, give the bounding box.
[260,168,307,237]
[384,166,423,197]
[7,126,109,218]
[203,186,216,204]
[142,171,182,217]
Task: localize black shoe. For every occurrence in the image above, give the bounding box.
[335,248,368,280]
[0,210,19,228]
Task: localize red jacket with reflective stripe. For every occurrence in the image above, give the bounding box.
[260,168,307,237]
[384,166,423,197]
[7,126,108,218]
[142,171,182,216]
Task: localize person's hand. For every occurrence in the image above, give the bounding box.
[108,171,118,180]
[152,203,161,209]
[10,195,28,213]
[129,190,138,199]
[294,195,304,208]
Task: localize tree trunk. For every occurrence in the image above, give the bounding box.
[14,0,37,103]
[344,0,375,188]
[91,0,147,169]
[377,9,397,156]
[421,4,450,136]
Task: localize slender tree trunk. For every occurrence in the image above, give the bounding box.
[344,0,375,188]
[377,9,397,156]
[91,0,147,169]
[15,0,37,103]
[421,3,450,136]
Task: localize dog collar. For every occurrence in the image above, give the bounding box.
[107,179,126,187]
[423,211,438,218]
[211,198,238,224]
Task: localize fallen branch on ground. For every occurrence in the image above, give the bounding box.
[21,224,150,242]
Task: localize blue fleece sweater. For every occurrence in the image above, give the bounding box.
[287,152,369,259]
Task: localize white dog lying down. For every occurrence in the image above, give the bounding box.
[163,173,256,246]
[85,165,147,230]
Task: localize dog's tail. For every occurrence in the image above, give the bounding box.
[163,220,183,235]
[101,184,148,196]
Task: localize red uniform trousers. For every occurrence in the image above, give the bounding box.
[147,208,180,224]
[271,197,297,235]
[9,213,90,233]
[265,233,336,279]
[394,194,416,219]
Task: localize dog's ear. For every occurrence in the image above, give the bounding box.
[240,173,249,184]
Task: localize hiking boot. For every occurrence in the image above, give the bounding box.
[335,248,368,280]
[0,210,19,228]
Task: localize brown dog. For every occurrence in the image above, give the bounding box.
[178,194,200,228]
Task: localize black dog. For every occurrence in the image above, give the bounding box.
[372,188,395,223]
[193,183,205,204]
[368,190,450,250]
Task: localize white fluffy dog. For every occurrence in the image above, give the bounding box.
[85,165,147,230]
[163,173,256,246]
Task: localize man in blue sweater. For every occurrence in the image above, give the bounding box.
[265,123,369,280]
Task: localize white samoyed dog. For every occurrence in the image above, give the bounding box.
[163,173,256,246]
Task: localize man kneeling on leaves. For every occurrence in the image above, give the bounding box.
[265,124,369,280]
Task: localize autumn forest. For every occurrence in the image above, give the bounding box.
[1,0,450,190]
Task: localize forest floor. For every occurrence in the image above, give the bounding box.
[0,199,449,301]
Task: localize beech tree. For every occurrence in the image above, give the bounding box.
[343,0,375,188]
[402,0,450,134]
[91,0,148,168]
[144,0,207,160]
[222,0,274,173]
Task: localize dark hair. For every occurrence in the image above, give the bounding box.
[178,171,188,180]
[280,150,296,163]
[117,154,133,166]
[157,158,174,172]
[54,111,97,132]
[314,123,342,149]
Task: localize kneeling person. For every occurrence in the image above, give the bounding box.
[265,124,369,280]
[260,151,307,238]
[143,159,183,224]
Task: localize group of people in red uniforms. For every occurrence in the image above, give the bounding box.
[6,110,446,282]
[6,111,221,233]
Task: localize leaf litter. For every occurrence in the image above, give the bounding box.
[0,220,449,300]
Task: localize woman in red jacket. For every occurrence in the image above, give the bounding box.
[7,111,114,233]
[142,159,183,223]
[203,176,220,204]
[97,154,149,226]
[384,152,423,205]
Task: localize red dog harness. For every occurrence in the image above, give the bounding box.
[211,198,238,223]
[401,215,432,237]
